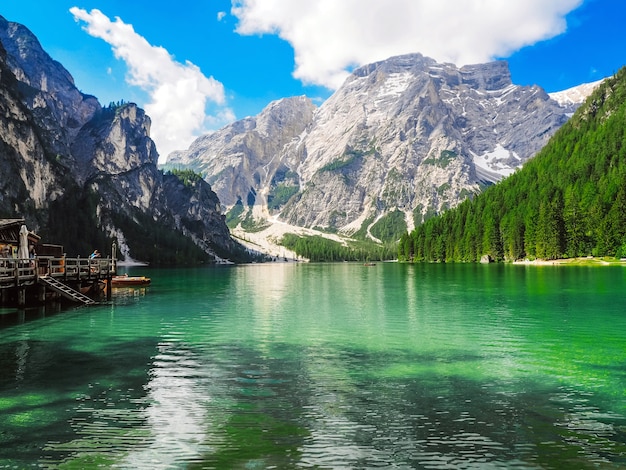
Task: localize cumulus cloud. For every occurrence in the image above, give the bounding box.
[231,0,583,89]
[70,7,235,160]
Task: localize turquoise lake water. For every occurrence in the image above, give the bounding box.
[0,262,625,468]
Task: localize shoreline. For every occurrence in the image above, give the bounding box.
[116,260,149,267]
[512,257,626,266]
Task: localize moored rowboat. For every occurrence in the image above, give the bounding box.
[111,274,151,287]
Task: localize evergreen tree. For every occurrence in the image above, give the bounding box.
[401,67,626,263]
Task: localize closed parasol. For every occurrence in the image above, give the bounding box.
[18,225,30,259]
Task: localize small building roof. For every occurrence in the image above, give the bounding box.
[0,219,40,244]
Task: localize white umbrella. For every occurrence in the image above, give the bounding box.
[112,242,117,272]
[18,225,29,259]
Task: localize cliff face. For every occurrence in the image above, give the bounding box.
[0,16,100,160]
[0,39,64,213]
[169,54,584,240]
[0,16,238,263]
[167,96,317,210]
[280,54,570,233]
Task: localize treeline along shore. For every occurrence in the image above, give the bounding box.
[399,67,626,263]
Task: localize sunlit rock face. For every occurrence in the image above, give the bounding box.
[0,16,100,158]
[171,53,587,236]
[0,15,235,261]
[167,96,317,209]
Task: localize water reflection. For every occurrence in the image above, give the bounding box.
[0,264,625,468]
[121,341,212,467]
[0,302,63,328]
[101,339,626,468]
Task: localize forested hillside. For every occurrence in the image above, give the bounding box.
[399,67,626,262]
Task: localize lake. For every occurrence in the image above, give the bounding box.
[0,262,625,468]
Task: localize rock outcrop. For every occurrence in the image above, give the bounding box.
[167,96,316,211]
[0,15,239,263]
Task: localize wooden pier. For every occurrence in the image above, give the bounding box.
[0,256,115,307]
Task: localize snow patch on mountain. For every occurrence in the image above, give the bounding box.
[472,144,521,182]
[549,80,603,107]
[377,72,414,98]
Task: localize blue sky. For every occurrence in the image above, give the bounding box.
[1,0,624,161]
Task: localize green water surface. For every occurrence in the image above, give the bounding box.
[0,263,625,468]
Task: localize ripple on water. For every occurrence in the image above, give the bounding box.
[2,264,626,468]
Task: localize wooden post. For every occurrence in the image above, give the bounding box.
[38,284,46,303]
[106,276,112,301]
[17,287,26,307]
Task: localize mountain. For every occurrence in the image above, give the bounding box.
[0,16,245,264]
[168,53,591,243]
[167,96,316,211]
[548,80,603,108]
[399,67,626,262]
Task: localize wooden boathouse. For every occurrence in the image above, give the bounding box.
[0,219,115,307]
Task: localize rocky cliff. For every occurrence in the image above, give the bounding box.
[281,55,572,234]
[168,53,589,242]
[0,16,241,263]
[167,96,316,212]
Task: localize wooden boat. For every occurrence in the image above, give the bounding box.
[111,274,151,287]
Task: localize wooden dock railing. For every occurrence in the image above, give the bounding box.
[0,256,115,287]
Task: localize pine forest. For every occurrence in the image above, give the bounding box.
[399,67,626,262]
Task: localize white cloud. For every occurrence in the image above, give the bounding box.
[70,7,235,161]
[231,0,583,89]
[217,11,227,21]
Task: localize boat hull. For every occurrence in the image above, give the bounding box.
[111,276,151,287]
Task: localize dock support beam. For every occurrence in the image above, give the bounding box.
[17,288,26,307]
[38,284,46,303]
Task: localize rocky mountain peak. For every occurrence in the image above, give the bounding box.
[70,103,158,186]
[0,16,74,91]
[0,15,100,156]
[166,95,316,209]
[458,60,512,90]
[170,53,592,243]
[351,52,436,78]
[0,15,243,263]
[548,79,604,107]
[348,53,512,92]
